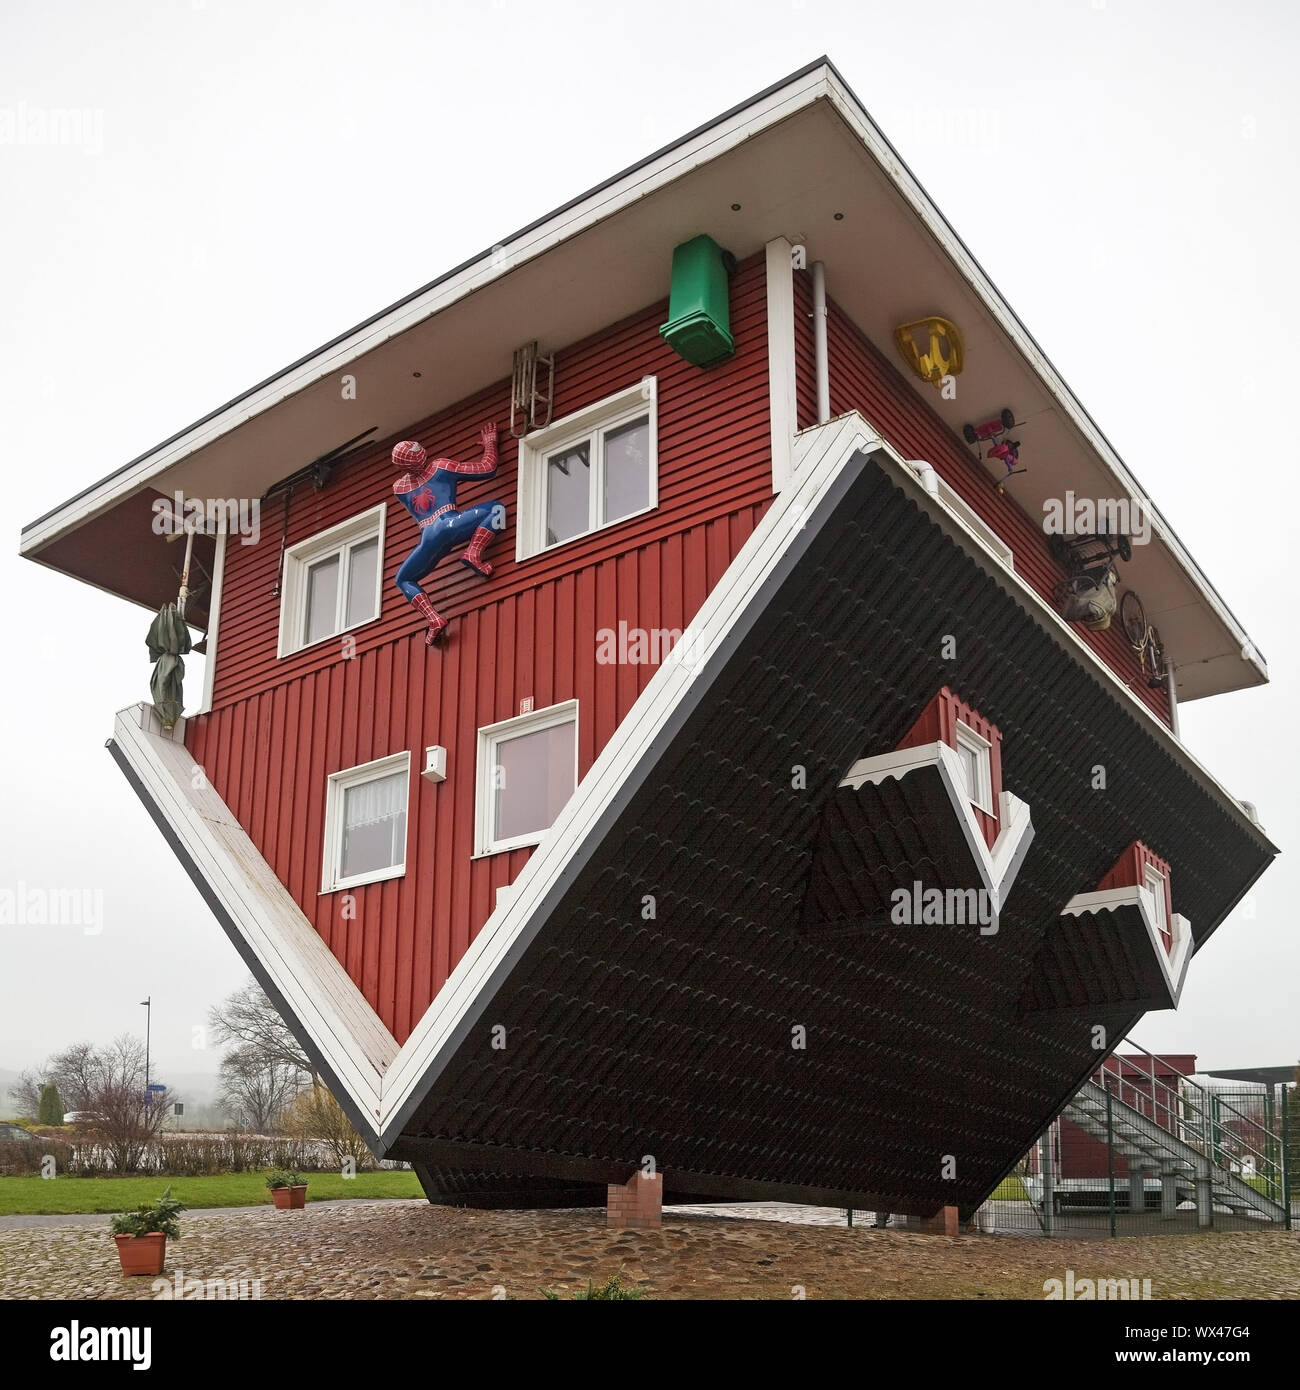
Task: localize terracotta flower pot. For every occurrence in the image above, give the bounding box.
[114,1232,167,1276]
[271,1185,308,1210]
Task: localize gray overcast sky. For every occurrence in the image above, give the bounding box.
[1,0,1295,1086]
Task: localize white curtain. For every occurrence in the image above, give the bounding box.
[344,771,406,830]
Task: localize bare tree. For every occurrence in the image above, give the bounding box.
[9,1068,45,1119]
[48,1041,106,1113]
[281,1081,372,1170]
[12,1040,126,1120]
[217,1045,304,1134]
[208,981,314,1079]
[83,1034,171,1173]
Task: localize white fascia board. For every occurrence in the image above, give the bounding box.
[848,420,1269,848]
[1061,888,1193,1006]
[21,67,831,556]
[197,526,227,715]
[838,741,1034,919]
[818,68,1266,684]
[765,237,797,493]
[109,704,391,1127]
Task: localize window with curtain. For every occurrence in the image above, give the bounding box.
[323,752,410,891]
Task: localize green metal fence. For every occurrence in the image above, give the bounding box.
[968,1049,1294,1239]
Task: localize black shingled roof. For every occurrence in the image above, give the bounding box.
[389,452,1275,1214]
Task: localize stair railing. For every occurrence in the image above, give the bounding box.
[1097,1038,1283,1210]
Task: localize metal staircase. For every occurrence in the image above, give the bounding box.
[1056,1041,1288,1227]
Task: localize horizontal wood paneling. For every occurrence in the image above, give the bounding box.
[187,254,774,1041]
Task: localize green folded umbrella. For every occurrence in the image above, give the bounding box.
[147,603,192,729]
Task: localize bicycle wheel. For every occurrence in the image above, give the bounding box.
[1145,627,1166,684]
[1120,589,1147,649]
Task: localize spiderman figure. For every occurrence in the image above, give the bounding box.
[392,421,503,646]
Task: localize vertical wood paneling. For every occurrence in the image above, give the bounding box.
[897,686,1003,849]
[1100,840,1175,952]
[182,256,844,1040]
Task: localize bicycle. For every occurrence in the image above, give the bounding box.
[1119,590,1167,687]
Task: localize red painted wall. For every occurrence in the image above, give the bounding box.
[1100,840,1175,953]
[184,253,1172,1044]
[186,254,774,1041]
[801,275,1171,725]
[1061,1054,1196,1181]
[896,687,1003,849]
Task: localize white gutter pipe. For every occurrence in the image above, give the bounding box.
[907,459,941,498]
[1165,665,1180,739]
[811,260,830,424]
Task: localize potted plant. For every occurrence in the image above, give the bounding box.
[108,1187,185,1276]
[266,1169,308,1210]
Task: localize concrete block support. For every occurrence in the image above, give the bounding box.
[910,1205,960,1235]
[1129,1166,1146,1216]
[1161,1169,1179,1220]
[1195,1157,1214,1229]
[607,1172,663,1229]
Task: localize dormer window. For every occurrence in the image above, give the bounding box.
[895,688,1003,850]
[1144,863,1170,949]
[1099,840,1175,955]
[954,721,993,813]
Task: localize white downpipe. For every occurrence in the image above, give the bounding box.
[811,260,830,424]
[907,459,941,499]
[1165,665,1180,738]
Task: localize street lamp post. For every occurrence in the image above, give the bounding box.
[139,997,151,1092]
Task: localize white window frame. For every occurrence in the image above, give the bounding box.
[515,378,658,561]
[954,721,994,814]
[475,700,579,856]
[321,750,410,893]
[1144,863,1169,938]
[277,504,387,658]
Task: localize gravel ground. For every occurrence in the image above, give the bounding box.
[1,1199,1296,1300]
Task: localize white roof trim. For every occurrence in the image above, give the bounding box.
[20,65,829,556]
[1061,887,1193,1006]
[817,67,1266,684]
[20,61,1265,690]
[839,742,1034,924]
[834,418,1268,847]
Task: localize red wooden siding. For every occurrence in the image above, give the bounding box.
[1099,839,1175,953]
[185,254,774,1042]
[803,274,1171,725]
[896,687,1002,849]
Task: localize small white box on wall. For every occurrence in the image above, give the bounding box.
[421,745,447,783]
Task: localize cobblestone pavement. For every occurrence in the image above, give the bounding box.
[1,1199,1296,1300]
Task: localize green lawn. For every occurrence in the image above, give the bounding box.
[0,1169,423,1216]
[988,1175,1028,1201]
